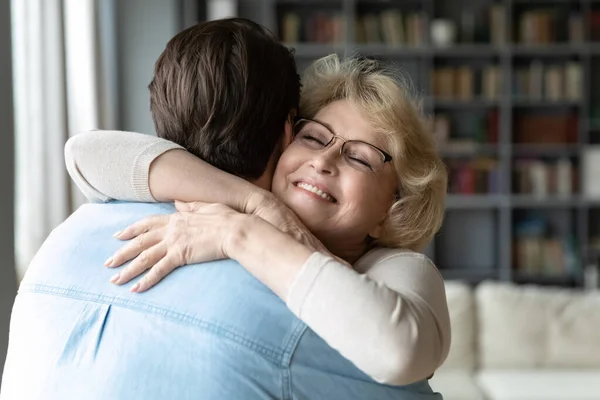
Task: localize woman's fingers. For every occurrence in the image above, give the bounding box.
[130,253,182,293]
[110,243,167,286]
[114,215,169,241]
[175,200,220,213]
[106,229,164,268]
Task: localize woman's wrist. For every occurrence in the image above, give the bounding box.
[244,190,276,215]
[148,149,265,208]
[222,213,260,260]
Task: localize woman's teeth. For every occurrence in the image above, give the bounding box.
[297,182,335,202]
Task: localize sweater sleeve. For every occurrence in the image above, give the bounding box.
[286,249,451,386]
[64,131,183,203]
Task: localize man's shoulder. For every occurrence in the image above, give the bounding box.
[20,201,304,360]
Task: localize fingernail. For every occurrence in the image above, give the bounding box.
[113,230,122,238]
[110,273,120,284]
[104,257,114,267]
[130,283,141,293]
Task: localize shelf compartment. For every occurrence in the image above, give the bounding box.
[436,209,499,272]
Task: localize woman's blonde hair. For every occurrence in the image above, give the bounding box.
[300,54,447,251]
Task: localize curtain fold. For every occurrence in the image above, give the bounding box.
[13,0,117,279]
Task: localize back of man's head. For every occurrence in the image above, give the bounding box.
[148,18,300,180]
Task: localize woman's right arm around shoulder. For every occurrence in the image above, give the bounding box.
[64,130,270,211]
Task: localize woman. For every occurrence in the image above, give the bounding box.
[65,55,450,386]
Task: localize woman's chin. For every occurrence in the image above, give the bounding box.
[284,198,328,229]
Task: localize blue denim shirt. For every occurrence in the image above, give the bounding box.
[1,202,442,400]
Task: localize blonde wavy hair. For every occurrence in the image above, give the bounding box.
[300,54,447,251]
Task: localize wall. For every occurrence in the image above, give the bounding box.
[0,0,17,379]
[115,0,180,134]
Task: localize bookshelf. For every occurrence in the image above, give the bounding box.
[195,0,600,288]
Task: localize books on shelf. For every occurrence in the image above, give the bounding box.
[514,113,578,144]
[514,217,579,277]
[591,11,600,42]
[513,158,575,198]
[518,9,582,44]
[434,6,507,45]
[446,158,499,195]
[513,62,581,103]
[280,12,343,44]
[433,65,501,101]
[433,111,499,149]
[355,11,425,46]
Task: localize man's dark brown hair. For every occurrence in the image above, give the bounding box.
[148,18,300,180]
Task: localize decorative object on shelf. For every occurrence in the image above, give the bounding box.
[431,19,456,47]
[207,0,237,21]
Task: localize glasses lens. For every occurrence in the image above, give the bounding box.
[294,120,332,150]
[343,142,386,172]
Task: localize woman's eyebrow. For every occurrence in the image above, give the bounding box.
[311,118,336,135]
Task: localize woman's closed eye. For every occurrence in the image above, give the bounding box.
[302,133,328,145]
[346,152,374,170]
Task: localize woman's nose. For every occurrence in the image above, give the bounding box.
[310,145,341,175]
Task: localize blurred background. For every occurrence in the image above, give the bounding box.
[1,0,600,398]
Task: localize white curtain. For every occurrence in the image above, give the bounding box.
[12,0,117,279]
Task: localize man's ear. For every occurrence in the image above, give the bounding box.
[282,114,295,149]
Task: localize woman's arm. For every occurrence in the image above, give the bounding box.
[64,131,183,203]
[107,205,449,385]
[227,221,451,386]
[65,130,270,211]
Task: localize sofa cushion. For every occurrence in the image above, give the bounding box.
[429,371,486,400]
[477,370,600,400]
[438,281,476,371]
[476,281,600,369]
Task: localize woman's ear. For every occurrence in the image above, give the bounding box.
[367,219,385,239]
[369,192,398,240]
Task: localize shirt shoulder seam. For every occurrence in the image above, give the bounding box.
[19,283,285,365]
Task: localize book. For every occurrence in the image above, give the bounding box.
[544,66,564,102]
[528,61,544,101]
[380,10,404,45]
[363,13,381,43]
[583,146,600,200]
[490,4,506,45]
[482,66,501,101]
[565,62,582,102]
[456,66,474,101]
[281,12,301,43]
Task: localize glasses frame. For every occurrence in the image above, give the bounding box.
[292,117,393,170]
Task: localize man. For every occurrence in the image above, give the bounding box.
[1,19,437,399]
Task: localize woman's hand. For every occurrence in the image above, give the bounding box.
[106,202,246,293]
[242,192,331,256]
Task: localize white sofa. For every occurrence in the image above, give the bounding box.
[429,281,600,400]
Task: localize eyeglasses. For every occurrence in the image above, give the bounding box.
[293,117,393,172]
